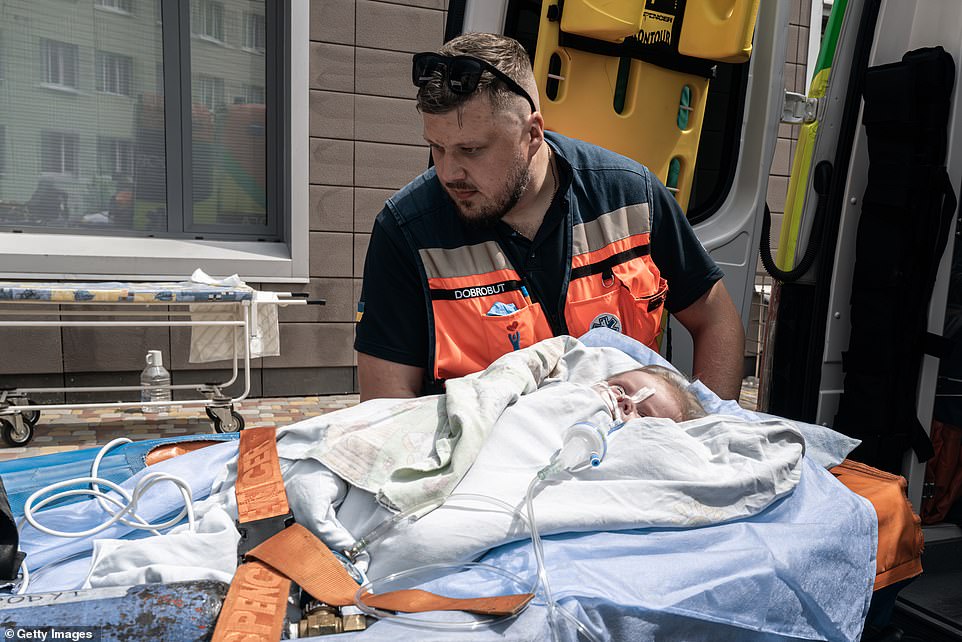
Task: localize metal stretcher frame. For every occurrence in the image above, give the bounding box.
[0,281,307,445]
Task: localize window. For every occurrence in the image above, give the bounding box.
[198,75,224,111]
[0,1,306,282]
[96,0,133,13]
[96,52,133,96]
[192,1,225,42]
[41,39,79,89]
[97,137,133,176]
[244,12,265,52]
[244,84,265,105]
[41,132,79,176]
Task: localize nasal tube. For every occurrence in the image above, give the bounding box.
[538,422,607,480]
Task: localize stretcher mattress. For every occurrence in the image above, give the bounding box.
[0,280,253,303]
[1,330,888,642]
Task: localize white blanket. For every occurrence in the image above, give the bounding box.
[77,338,805,587]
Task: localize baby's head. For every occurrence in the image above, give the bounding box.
[599,365,706,422]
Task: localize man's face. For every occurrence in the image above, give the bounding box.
[422,94,533,228]
[605,370,685,422]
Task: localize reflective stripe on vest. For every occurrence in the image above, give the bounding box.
[422,204,666,380]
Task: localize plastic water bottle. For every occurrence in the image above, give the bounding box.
[140,349,171,414]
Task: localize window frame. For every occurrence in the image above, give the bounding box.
[97,136,134,176]
[40,131,80,177]
[41,39,80,91]
[197,74,225,111]
[193,0,225,44]
[0,0,309,282]
[95,50,133,97]
[95,0,134,16]
[244,12,266,54]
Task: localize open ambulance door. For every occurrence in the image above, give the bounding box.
[760,0,962,635]
[447,0,792,380]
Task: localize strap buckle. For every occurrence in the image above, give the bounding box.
[236,511,295,561]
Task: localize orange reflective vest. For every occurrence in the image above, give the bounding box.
[386,133,668,382]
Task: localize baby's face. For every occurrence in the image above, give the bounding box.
[605,370,684,422]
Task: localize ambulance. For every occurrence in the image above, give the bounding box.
[451,0,962,637]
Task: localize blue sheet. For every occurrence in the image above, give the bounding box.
[336,461,875,642]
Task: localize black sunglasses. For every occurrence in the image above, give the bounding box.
[412,52,536,114]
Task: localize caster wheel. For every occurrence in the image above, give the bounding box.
[1,417,34,447]
[211,409,245,433]
[16,400,40,427]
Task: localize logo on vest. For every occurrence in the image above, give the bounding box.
[454,283,506,300]
[506,321,521,351]
[590,313,622,333]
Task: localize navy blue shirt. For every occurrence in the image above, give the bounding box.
[355,137,722,370]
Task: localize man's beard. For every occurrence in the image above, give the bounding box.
[448,158,531,231]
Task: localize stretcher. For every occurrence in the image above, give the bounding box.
[0,330,923,641]
[0,279,309,446]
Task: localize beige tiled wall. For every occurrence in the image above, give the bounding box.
[305,0,448,393]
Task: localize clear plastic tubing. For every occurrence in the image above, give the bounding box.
[349,488,601,641]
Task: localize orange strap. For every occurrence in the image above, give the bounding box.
[359,589,535,616]
[831,459,924,590]
[211,560,292,642]
[213,427,534,642]
[246,524,534,617]
[234,426,290,522]
[213,427,294,642]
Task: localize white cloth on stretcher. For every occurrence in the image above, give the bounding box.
[60,337,804,582]
[187,269,280,362]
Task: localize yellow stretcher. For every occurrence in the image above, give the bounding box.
[531,0,759,211]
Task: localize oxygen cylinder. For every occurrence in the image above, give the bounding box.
[0,580,228,641]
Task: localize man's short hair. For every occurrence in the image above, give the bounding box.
[417,33,534,115]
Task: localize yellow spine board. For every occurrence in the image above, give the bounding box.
[533,5,708,211]
[560,0,645,42]
[677,0,760,64]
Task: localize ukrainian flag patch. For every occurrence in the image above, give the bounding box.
[355,301,364,322]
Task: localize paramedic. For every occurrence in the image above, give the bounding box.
[355,33,745,401]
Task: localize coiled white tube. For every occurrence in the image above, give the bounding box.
[22,438,195,539]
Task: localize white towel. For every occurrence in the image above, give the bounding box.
[188,296,280,363]
[186,270,280,362]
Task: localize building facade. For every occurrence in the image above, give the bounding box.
[0,0,810,400]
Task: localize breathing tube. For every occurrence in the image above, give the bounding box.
[345,419,626,641]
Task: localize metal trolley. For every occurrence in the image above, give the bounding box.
[0,280,309,446]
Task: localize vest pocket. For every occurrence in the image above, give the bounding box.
[625,277,668,345]
[434,300,552,380]
[565,287,623,337]
[478,303,551,363]
[565,274,667,345]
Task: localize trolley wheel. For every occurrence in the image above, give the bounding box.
[210,409,245,433]
[16,400,40,427]
[1,417,34,447]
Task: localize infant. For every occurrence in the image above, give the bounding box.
[595,365,706,422]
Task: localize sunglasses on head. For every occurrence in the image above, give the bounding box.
[412,52,536,114]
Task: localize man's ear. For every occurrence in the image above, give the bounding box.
[526,111,546,157]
